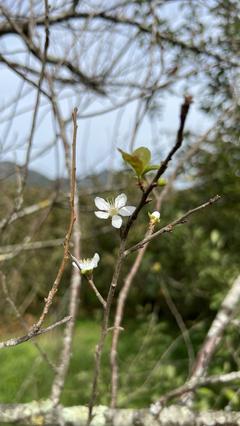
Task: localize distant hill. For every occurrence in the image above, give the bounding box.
[0,162,112,190]
[0,161,53,188]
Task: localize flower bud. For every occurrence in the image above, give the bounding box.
[148,211,161,224]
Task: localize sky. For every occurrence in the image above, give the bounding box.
[0,2,212,180]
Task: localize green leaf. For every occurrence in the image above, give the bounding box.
[133,147,151,167]
[142,164,159,175]
[118,148,144,177]
[118,146,157,178]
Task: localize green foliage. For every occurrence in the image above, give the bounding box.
[118,147,159,178]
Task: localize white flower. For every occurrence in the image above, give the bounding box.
[72,253,100,274]
[149,211,161,224]
[94,193,135,229]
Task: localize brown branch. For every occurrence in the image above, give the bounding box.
[1,9,237,67]
[0,53,50,98]
[122,95,192,240]
[87,277,107,310]
[50,109,82,406]
[124,195,221,256]
[0,272,56,370]
[110,223,155,408]
[87,240,126,425]
[29,108,77,332]
[0,316,72,350]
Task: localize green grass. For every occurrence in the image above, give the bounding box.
[0,317,189,407]
[0,317,235,409]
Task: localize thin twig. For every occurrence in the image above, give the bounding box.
[122,96,192,240]
[110,222,155,408]
[0,316,72,350]
[50,108,82,406]
[0,272,57,370]
[29,108,77,332]
[124,195,221,256]
[87,278,107,309]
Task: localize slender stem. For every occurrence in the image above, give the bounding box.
[124,195,221,256]
[87,278,107,309]
[0,272,57,370]
[87,240,126,425]
[0,316,72,350]
[110,223,155,408]
[30,108,77,332]
[50,108,81,406]
[122,96,192,240]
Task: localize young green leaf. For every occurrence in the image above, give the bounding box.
[118,148,144,177]
[118,146,159,178]
[142,164,159,175]
[133,147,151,167]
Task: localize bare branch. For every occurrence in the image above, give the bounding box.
[124,195,221,256]
[0,316,72,350]
[122,96,192,239]
[29,108,78,332]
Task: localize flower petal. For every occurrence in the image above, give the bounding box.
[79,261,87,269]
[119,206,135,216]
[94,197,110,211]
[95,211,109,219]
[112,215,123,228]
[114,193,127,209]
[92,253,100,267]
[152,211,160,219]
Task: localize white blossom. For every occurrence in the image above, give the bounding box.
[94,193,135,229]
[149,211,161,224]
[72,253,100,274]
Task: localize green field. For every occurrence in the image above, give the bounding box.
[0,318,188,407]
[1,317,235,410]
